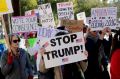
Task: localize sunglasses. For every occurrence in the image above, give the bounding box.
[12,39,20,43]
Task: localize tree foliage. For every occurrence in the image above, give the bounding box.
[20,0,109,23]
[20,0,38,15]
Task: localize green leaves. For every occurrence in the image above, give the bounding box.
[20,0,38,15]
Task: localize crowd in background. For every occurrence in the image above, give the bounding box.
[0,25,120,79]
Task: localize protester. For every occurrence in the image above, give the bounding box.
[38,26,88,79]
[1,34,33,79]
[84,28,108,79]
[110,29,120,79]
[101,27,112,79]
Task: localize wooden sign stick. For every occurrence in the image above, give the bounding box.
[1,15,11,52]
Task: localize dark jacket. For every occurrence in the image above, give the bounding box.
[1,48,33,79]
[85,33,103,79]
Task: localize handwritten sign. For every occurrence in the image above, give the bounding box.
[77,12,86,24]
[25,9,39,16]
[37,27,68,39]
[11,15,38,33]
[61,20,84,32]
[91,7,117,30]
[57,2,74,20]
[38,3,55,28]
[0,0,13,15]
[40,32,87,68]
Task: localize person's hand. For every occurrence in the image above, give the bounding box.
[102,27,107,35]
[40,47,46,56]
[7,52,13,64]
[84,50,88,58]
[106,27,112,35]
[25,39,30,48]
[86,28,91,34]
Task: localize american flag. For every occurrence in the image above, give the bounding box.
[62,58,68,62]
[76,38,82,43]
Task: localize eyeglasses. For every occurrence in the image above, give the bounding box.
[12,39,20,43]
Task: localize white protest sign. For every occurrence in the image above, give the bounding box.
[40,32,87,68]
[86,17,91,26]
[25,10,32,16]
[11,15,38,33]
[57,2,74,20]
[36,27,68,70]
[0,0,13,15]
[77,12,86,24]
[38,3,55,28]
[91,7,117,30]
[37,27,68,39]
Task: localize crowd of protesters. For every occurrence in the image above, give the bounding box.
[0,25,120,79]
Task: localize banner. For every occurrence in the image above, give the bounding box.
[57,2,74,20]
[61,20,84,32]
[11,15,38,33]
[91,7,117,30]
[77,12,86,24]
[40,32,87,68]
[38,3,55,28]
[0,0,13,15]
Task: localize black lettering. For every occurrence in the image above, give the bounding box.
[50,39,56,46]
[58,49,64,57]
[45,52,51,60]
[74,46,80,54]
[71,34,77,42]
[56,37,62,46]
[80,45,83,53]
[63,36,70,44]
[64,47,73,56]
[52,50,58,59]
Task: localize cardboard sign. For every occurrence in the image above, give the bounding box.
[61,20,84,32]
[40,32,87,68]
[77,12,86,24]
[11,15,38,33]
[91,7,117,30]
[38,3,55,28]
[57,2,74,20]
[0,0,13,15]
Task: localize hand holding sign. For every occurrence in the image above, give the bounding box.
[40,48,46,56]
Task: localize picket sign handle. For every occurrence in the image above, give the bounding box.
[1,15,11,52]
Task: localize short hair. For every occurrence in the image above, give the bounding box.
[8,34,20,45]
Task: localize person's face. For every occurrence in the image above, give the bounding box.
[90,31,98,37]
[11,36,20,48]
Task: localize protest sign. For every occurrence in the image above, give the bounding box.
[61,20,84,32]
[25,9,39,17]
[86,17,91,26]
[38,3,55,28]
[57,2,74,20]
[36,27,68,70]
[77,12,86,24]
[11,15,38,33]
[40,32,87,68]
[37,27,68,39]
[0,0,13,15]
[91,7,117,30]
